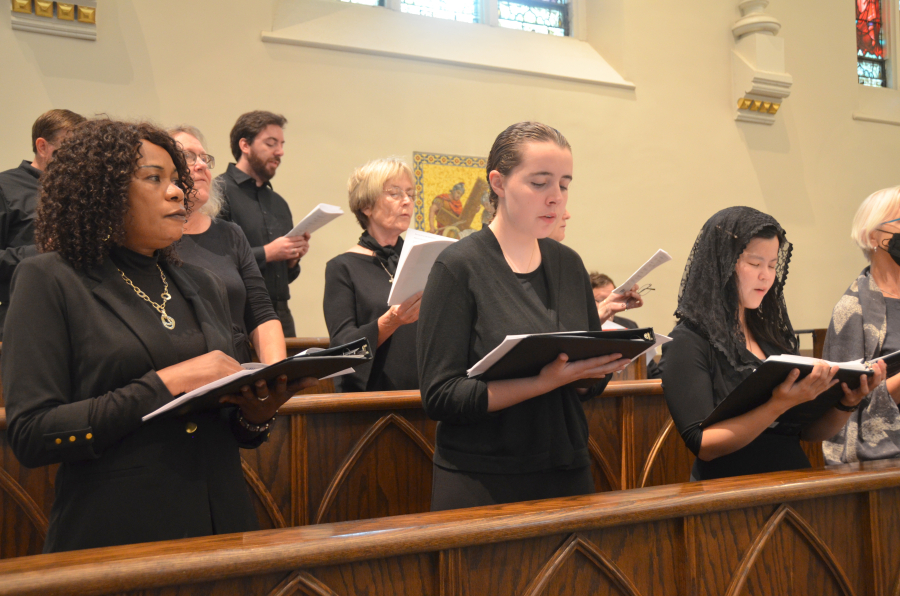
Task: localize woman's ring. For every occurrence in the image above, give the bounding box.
[257,394,269,402]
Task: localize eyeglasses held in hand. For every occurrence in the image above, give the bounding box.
[637,284,655,296]
[184,151,215,170]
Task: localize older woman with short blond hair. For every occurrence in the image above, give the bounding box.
[323,157,421,392]
[823,186,900,464]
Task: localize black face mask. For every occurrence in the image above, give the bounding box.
[883,233,900,266]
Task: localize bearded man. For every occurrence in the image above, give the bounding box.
[217,111,308,336]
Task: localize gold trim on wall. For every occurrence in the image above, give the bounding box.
[33,0,52,17]
[56,3,74,20]
[77,5,95,24]
[11,0,33,14]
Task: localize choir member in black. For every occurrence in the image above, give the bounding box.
[417,122,632,510]
[170,126,285,364]
[216,111,309,337]
[2,120,315,552]
[324,158,421,392]
[0,108,85,337]
[659,206,883,481]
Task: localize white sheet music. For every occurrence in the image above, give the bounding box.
[285,203,344,237]
[613,249,672,294]
[387,229,457,306]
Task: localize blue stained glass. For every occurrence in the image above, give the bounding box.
[341,0,383,5]
[400,0,479,23]
[498,1,568,36]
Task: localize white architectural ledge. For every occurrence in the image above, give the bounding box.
[853,84,900,126]
[261,0,634,90]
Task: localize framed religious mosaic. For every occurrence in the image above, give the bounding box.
[413,152,493,238]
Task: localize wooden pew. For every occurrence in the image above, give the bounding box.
[1,380,687,558]
[1,459,898,596]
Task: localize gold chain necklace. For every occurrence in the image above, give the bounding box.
[378,260,394,284]
[118,265,176,330]
[504,241,537,273]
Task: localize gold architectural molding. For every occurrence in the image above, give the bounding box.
[9,1,97,40]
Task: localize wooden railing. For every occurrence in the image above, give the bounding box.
[1,380,694,558]
[1,459,898,595]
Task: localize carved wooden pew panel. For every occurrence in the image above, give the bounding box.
[0,460,898,596]
[1,380,827,560]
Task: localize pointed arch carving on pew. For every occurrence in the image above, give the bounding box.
[725,503,856,596]
[269,570,340,596]
[241,457,288,529]
[314,413,434,524]
[522,533,643,596]
[587,437,620,491]
[637,418,675,488]
[0,466,47,537]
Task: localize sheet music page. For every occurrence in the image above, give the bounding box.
[765,354,867,371]
[630,332,672,363]
[613,249,672,294]
[285,203,344,237]
[466,334,532,378]
[142,367,258,422]
[387,229,457,305]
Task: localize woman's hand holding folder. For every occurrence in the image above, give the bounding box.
[485,352,630,412]
[801,359,887,442]
[221,374,319,425]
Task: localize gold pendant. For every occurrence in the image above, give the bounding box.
[161,314,175,330]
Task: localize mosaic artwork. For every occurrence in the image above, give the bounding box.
[413,152,492,238]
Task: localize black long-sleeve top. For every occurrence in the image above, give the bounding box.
[0,160,41,336]
[324,251,418,392]
[216,164,300,302]
[179,219,279,362]
[417,227,609,474]
[660,321,811,480]
[3,248,263,552]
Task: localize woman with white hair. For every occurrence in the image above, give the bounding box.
[823,186,900,464]
[323,157,421,392]
[170,126,286,364]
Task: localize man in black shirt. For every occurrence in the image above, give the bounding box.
[217,111,309,337]
[0,109,85,337]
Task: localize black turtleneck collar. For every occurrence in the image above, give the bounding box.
[109,245,162,272]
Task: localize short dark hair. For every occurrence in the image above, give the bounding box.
[36,119,194,270]
[589,272,614,289]
[31,109,86,153]
[229,111,287,161]
[486,122,570,211]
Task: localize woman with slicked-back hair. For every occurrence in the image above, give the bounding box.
[417,122,635,510]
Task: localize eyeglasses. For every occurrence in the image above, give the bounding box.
[637,283,655,296]
[184,151,215,170]
[384,186,416,201]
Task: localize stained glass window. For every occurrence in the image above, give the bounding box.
[341,0,384,5]
[400,0,479,24]
[857,0,887,87]
[499,0,568,36]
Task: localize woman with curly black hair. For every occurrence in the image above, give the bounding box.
[2,119,313,553]
[659,206,884,481]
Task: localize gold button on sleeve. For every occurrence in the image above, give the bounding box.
[86,433,93,440]
[55,438,62,445]
[68,436,76,442]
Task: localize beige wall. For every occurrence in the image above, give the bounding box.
[1,0,897,340]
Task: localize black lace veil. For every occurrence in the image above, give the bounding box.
[675,206,797,372]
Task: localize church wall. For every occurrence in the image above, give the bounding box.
[0,0,896,338]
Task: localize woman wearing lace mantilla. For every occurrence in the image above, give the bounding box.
[659,207,883,481]
[822,187,900,464]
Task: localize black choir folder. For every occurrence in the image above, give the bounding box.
[700,349,900,429]
[467,328,658,386]
[142,338,372,422]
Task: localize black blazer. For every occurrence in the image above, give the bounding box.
[3,252,262,553]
